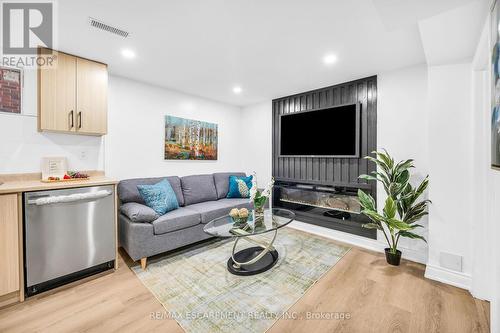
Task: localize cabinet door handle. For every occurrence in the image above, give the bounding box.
[69,110,74,128]
[78,111,82,129]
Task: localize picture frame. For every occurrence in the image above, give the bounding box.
[164,115,218,160]
[491,0,500,169]
[0,66,23,114]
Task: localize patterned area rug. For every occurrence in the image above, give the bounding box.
[132,227,350,333]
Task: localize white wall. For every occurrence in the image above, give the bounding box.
[470,13,500,330]
[0,68,104,174]
[425,63,474,288]
[377,64,429,262]
[469,64,500,325]
[105,76,244,179]
[470,20,494,301]
[239,101,273,184]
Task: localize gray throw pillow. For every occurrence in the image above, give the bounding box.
[120,202,159,223]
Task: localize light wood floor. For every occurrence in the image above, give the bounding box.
[0,246,489,333]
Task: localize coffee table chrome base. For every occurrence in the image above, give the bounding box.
[227,247,279,276]
[227,229,279,276]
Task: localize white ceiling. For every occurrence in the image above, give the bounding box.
[418,0,490,66]
[55,0,487,106]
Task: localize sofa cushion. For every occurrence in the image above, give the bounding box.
[120,202,159,223]
[151,207,201,235]
[188,199,253,223]
[137,179,179,215]
[118,176,185,206]
[181,174,218,205]
[187,201,230,223]
[213,172,246,199]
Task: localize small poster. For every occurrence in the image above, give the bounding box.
[41,157,68,180]
[0,67,22,114]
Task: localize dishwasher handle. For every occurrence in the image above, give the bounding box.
[27,190,112,206]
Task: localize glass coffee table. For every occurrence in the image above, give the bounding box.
[204,208,295,276]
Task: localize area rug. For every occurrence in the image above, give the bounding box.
[132,227,350,333]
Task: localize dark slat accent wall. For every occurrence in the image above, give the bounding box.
[272,76,377,195]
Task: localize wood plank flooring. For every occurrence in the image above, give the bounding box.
[268,247,489,333]
[0,246,489,333]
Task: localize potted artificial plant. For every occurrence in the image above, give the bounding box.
[358,150,430,266]
[249,173,275,216]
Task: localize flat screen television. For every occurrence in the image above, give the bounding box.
[279,103,360,157]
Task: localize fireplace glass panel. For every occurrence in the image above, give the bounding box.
[278,187,361,214]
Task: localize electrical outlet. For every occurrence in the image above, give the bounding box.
[439,252,462,272]
[79,150,87,161]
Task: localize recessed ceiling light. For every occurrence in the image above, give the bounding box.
[121,49,136,59]
[232,86,242,94]
[323,53,337,65]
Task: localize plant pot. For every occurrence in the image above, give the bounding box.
[254,206,265,216]
[253,199,267,216]
[384,248,402,266]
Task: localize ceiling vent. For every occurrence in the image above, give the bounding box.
[89,17,130,38]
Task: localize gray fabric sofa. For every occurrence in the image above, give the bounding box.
[118,172,252,268]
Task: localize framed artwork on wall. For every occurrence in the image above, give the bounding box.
[492,0,500,169]
[0,66,22,114]
[164,115,218,160]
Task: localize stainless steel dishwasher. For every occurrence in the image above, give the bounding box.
[24,185,115,296]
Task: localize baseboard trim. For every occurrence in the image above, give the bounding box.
[287,220,427,264]
[424,264,472,290]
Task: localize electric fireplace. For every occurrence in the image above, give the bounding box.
[273,181,376,239]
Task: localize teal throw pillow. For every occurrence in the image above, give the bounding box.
[227,175,253,198]
[137,179,179,215]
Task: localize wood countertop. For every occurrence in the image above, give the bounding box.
[0,171,118,194]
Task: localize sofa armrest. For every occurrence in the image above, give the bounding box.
[120,202,159,223]
[118,214,154,261]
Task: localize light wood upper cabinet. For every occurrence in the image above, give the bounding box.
[38,48,108,136]
[76,58,108,135]
[38,50,77,132]
[0,194,20,297]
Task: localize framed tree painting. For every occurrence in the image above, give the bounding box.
[492,0,500,168]
[0,66,22,114]
[164,115,218,160]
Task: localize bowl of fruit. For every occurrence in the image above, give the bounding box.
[66,171,90,179]
[46,171,90,182]
[229,208,249,225]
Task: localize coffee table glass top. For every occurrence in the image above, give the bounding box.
[203,208,295,238]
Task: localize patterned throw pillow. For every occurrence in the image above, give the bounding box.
[226,175,253,198]
[137,179,179,215]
